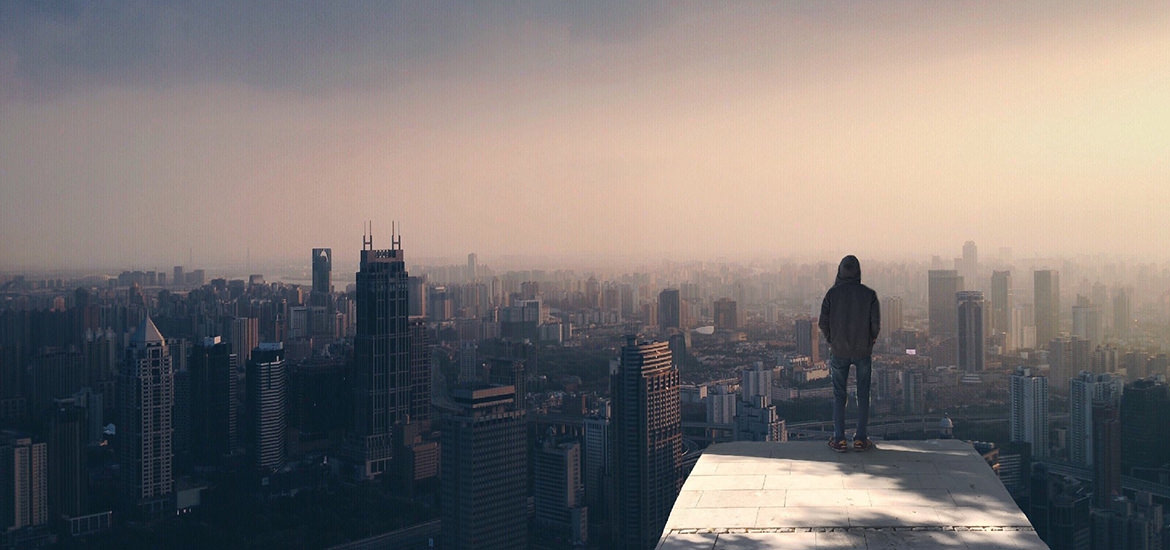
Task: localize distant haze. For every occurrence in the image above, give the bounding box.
[2,2,1169,270]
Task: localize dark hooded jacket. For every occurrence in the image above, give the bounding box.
[818,255,880,358]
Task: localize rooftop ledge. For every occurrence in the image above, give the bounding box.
[658,439,1047,550]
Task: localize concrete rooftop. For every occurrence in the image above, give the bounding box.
[658,440,1047,550]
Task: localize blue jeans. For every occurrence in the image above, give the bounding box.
[830,354,872,441]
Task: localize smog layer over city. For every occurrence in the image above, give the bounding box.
[2,2,1169,550]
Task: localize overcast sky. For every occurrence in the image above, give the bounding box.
[2,1,1169,270]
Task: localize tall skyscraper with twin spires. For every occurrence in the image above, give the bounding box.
[348,227,411,480]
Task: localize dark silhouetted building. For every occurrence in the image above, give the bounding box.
[611,337,681,550]
[408,319,431,424]
[47,400,86,522]
[991,270,1012,339]
[1091,401,1121,510]
[928,270,963,339]
[534,437,588,547]
[440,385,527,550]
[1120,379,1170,476]
[117,317,174,519]
[956,291,985,374]
[350,232,410,480]
[794,319,820,364]
[712,298,738,332]
[1034,270,1060,347]
[657,289,680,331]
[247,343,287,473]
[189,337,238,466]
[312,248,332,300]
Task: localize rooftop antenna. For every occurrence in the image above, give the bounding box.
[392,220,401,251]
[363,221,373,251]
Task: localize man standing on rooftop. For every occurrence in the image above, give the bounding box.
[819,255,881,452]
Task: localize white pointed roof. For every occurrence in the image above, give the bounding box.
[131,316,165,345]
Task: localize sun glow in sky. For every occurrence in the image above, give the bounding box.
[2,2,1169,270]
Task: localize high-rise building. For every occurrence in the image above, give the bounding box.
[408,319,431,424]
[611,336,681,550]
[117,317,174,519]
[1049,337,1091,395]
[1068,371,1121,467]
[47,400,86,520]
[794,319,820,364]
[534,437,588,546]
[467,253,478,282]
[582,405,611,518]
[928,270,963,339]
[734,395,785,442]
[189,337,238,465]
[956,291,985,374]
[882,296,904,333]
[740,362,772,401]
[1010,367,1049,459]
[1071,296,1101,349]
[228,317,258,366]
[904,370,925,414]
[991,271,1012,339]
[247,343,287,473]
[1120,379,1170,476]
[0,432,47,531]
[706,384,736,424]
[350,231,410,480]
[1113,287,1132,340]
[657,289,681,331]
[960,241,978,283]
[440,385,527,550]
[312,248,332,296]
[713,298,738,331]
[1091,401,1121,510]
[1090,492,1164,550]
[1034,270,1060,346]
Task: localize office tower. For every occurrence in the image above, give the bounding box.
[956,291,985,374]
[407,276,427,318]
[1091,492,1164,550]
[1034,270,1060,346]
[27,348,85,415]
[734,395,785,442]
[440,385,527,550]
[611,337,681,550]
[47,400,86,520]
[740,362,772,401]
[928,270,963,339]
[882,296,904,333]
[312,247,332,296]
[1068,372,1121,467]
[247,343,287,473]
[71,387,104,446]
[582,408,611,516]
[1039,476,1091,550]
[1120,379,1170,476]
[1113,287,1132,339]
[1091,402,1121,509]
[585,277,601,309]
[794,319,820,363]
[991,271,1012,337]
[408,319,431,424]
[534,438,588,546]
[1049,337,1091,395]
[1010,367,1049,459]
[706,384,735,424]
[713,298,738,331]
[996,441,1032,498]
[228,317,258,366]
[117,317,174,519]
[961,241,978,282]
[1071,296,1101,348]
[189,337,238,465]
[173,266,184,288]
[350,231,410,480]
[0,433,47,531]
[467,253,478,282]
[657,289,681,331]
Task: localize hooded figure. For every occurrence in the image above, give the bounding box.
[819,255,881,451]
[819,255,880,358]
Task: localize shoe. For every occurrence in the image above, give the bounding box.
[853,438,874,452]
[828,438,848,453]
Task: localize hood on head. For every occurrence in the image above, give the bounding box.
[835,255,861,286]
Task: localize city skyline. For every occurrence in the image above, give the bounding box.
[3,2,1170,270]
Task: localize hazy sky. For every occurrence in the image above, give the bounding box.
[2,1,1169,270]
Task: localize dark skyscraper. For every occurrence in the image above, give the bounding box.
[247,343,287,473]
[312,248,332,295]
[990,270,1011,338]
[657,289,680,331]
[440,385,527,550]
[794,318,820,364]
[956,291,985,374]
[190,336,238,465]
[408,319,431,424]
[611,336,681,550]
[350,230,410,480]
[117,317,174,519]
[1034,270,1060,346]
[928,270,963,339]
[1120,379,1170,476]
[47,400,86,520]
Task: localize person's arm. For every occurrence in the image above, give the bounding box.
[870,293,881,345]
[819,292,831,344]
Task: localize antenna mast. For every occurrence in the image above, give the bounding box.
[363,221,373,251]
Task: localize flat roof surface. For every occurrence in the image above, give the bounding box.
[658,439,1047,549]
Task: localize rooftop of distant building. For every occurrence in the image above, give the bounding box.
[657,439,1046,550]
